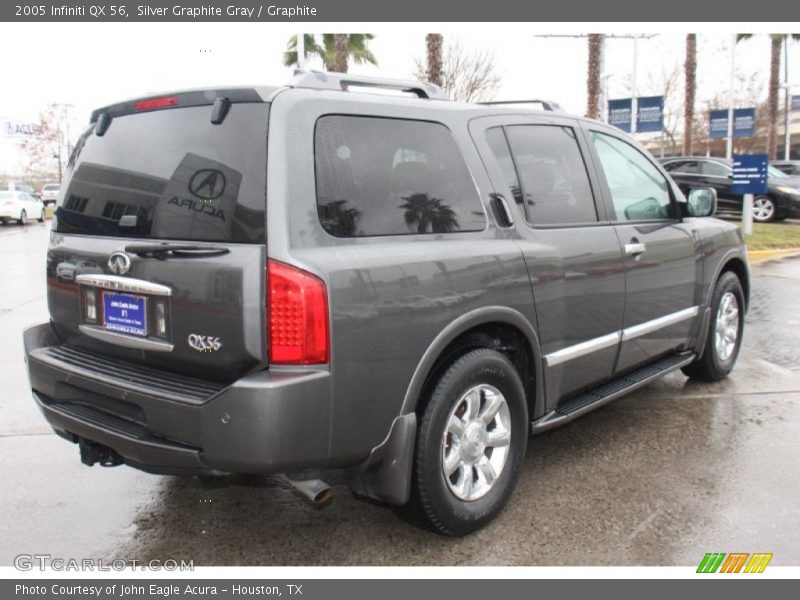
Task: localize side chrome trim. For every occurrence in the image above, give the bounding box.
[545,332,620,367]
[544,306,700,367]
[76,274,172,297]
[79,325,174,352]
[621,306,699,341]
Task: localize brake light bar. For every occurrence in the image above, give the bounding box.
[135,96,179,111]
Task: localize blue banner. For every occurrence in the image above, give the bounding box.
[608,98,632,133]
[709,108,757,139]
[709,109,730,139]
[636,95,664,133]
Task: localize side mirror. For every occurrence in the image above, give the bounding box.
[686,187,717,217]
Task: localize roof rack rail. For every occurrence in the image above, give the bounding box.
[290,69,449,100]
[480,99,563,112]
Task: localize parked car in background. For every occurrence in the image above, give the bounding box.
[772,160,800,177]
[24,72,749,536]
[661,156,800,222]
[4,181,41,199]
[0,191,45,225]
[40,183,61,206]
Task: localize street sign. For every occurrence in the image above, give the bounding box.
[708,108,757,139]
[636,95,664,133]
[731,154,768,195]
[2,118,43,138]
[608,98,632,133]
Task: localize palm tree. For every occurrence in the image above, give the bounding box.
[425,34,444,86]
[318,200,362,236]
[683,34,697,156]
[283,34,377,73]
[399,194,459,234]
[737,34,800,158]
[586,34,604,119]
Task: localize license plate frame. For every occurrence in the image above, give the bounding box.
[102,291,147,337]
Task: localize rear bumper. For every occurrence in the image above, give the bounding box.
[24,321,333,476]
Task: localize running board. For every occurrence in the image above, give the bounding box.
[530,352,696,434]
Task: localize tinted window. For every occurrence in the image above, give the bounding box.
[590,131,674,222]
[700,161,730,177]
[55,104,269,242]
[664,160,699,174]
[485,128,523,205]
[500,125,597,225]
[315,116,485,237]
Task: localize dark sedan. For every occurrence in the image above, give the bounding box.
[661,156,800,222]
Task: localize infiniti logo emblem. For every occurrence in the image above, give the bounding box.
[107,252,131,275]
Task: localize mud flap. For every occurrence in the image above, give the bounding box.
[349,413,416,506]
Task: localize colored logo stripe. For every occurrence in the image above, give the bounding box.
[697,552,773,573]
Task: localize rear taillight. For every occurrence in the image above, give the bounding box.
[268,260,329,365]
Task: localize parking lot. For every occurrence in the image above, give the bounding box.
[1,220,799,566]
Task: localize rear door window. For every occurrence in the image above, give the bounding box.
[55,104,269,242]
[487,125,598,226]
[314,115,486,237]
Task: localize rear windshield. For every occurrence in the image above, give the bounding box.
[55,103,268,243]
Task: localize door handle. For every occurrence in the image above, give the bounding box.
[490,193,514,228]
[624,242,646,256]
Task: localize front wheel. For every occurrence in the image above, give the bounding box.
[752,196,776,223]
[409,348,528,536]
[682,271,745,382]
[18,210,27,225]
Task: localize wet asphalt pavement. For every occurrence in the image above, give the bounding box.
[1,221,798,566]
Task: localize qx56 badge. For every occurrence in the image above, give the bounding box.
[188,334,222,353]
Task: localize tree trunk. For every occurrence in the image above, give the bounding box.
[332,34,349,73]
[586,34,603,120]
[683,34,697,156]
[767,35,782,159]
[425,33,444,86]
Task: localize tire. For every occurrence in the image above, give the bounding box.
[751,196,776,223]
[17,210,27,225]
[408,348,528,536]
[38,210,45,223]
[682,271,745,382]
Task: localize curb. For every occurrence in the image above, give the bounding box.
[747,248,800,264]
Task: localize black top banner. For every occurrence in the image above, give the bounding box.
[3,0,799,21]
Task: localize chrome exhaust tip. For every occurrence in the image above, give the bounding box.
[279,475,333,505]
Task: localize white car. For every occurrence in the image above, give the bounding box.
[0,191,45,225]
[40,183,60,206]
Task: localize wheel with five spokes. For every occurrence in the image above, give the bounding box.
[409,348,528,536]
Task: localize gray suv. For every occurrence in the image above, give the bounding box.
[24,71,749,536]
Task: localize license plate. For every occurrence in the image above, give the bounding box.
[103,292,147,337]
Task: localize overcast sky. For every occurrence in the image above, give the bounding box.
[1,22,797,173]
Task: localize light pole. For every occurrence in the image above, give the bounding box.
[726,35,736,160]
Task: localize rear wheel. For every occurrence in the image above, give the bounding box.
[682,271,745,382]
[409,348,528,536]
[17,210,27,225]
[752,196,776,223]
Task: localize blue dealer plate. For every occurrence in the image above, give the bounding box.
[103,292,147,337]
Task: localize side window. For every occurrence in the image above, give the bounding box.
[700,161,730,177]
[664,160,698,174]
[485,128,523,205]
[498,125,598,225]
[315,116,486,237]
[589,131,674,222]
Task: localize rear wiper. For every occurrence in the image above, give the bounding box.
[124,243,230,259]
